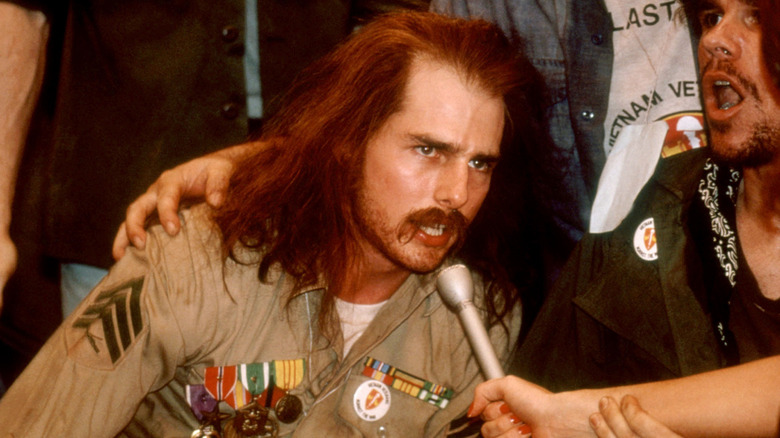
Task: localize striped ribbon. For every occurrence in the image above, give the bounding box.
[204,359,306,409]
[204,365,253,409]
[273,359,305,390]
[361,357,454,408]
[238,362,271,395]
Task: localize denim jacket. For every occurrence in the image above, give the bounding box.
[431,0,614,255]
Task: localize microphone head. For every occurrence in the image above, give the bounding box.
[436,264,474,308]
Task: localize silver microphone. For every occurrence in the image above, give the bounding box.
[436,264,505,380]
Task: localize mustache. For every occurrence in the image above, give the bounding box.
[397,207,468,245]
[407,207,468,230]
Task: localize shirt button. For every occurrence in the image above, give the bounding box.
[580,110,596,121]
[591,33,604,45]
[221,102,239,120]
[221,25,239,43]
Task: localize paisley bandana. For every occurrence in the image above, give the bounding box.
[692,158,742,365]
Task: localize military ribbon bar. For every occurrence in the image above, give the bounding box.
[202,359,306,411]
[362,357,453,408]
[204,365,253,409]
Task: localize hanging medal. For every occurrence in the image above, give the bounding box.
[190,424,221,438]
[223,401,279,438]
[270,359,305,424]
[232,362,278,437]
[191,359,306,436]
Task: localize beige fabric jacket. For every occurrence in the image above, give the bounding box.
[0,205,520,437]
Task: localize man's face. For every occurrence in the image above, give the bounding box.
[698,0,780,167]
[355,59,505,274]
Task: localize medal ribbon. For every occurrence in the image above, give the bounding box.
[204,365,253,409]
[273,359,305,390]
[202,360,306,411]
[362,357,454,408]
[239,362,270,395]
[185,384,218,421]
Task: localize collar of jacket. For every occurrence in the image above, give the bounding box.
[280,259,454,343]
[278,260,458,397]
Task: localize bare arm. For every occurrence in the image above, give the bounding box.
[601,356,780,437]
[472,356,780,438]
[0,2,49,306]
[588,395,684,438]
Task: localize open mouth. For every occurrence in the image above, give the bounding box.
[401,207,467,249]
[714,80,743,110]
[414,223,452,248]
[418,224,446,236]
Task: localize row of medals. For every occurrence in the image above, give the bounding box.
[192,393,303,438]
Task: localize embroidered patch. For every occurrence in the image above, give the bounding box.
[633,218,658,261]
[353,380,391,422]
[361,357,453,408]
[66,277,145,369]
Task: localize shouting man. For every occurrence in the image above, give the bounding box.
[517,0,780,393]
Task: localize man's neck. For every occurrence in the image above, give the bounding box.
[337,250,412,305]
[736,157,780,300]
[339,271,410,304]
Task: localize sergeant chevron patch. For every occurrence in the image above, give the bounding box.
[66,277,145,369]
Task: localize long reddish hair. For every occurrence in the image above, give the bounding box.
[214,11,548,334]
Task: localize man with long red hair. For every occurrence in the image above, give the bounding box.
[0,11,544,436]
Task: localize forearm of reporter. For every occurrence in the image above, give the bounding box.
[474,358,780,438]
[550,356,780,437]
[594,357,780,437]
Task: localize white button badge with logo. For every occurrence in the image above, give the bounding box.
[353,380,391,422]
[633,218,658,261]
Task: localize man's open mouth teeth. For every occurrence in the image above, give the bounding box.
[714,80,742,110]
[419,224,445,236]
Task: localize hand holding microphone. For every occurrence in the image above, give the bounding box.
[436,264,505,380]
